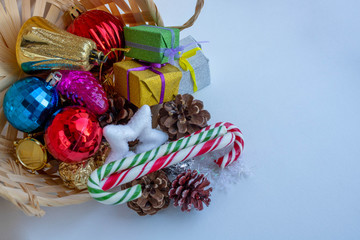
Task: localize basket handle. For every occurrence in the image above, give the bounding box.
[144,0,204,31]
[173,0,204,30]
[143,0,165,27]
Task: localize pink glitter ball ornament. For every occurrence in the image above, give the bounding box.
[50,70,109,115]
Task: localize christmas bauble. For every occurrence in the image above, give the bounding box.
[14,137,48,171]
[67,10,125,69]
[44,106,103,163]
[16,16,106,74]
[3,76,59,133]
[51,70,109,115]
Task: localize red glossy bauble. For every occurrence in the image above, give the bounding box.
[67,10,125,69]
[44,106,103,163]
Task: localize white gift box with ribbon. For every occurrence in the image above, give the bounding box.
[174,36,211,94]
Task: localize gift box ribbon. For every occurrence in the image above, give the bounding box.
[127,62,167,104]
[178,47,202,92]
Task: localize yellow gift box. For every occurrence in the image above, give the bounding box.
[114,60,182,107]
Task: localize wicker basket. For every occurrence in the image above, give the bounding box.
[0,0,204,217]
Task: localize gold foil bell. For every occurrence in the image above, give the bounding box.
[16,16,106,74]
[59,160,96,190]
[14,137,48,172]
[59,142,110,190]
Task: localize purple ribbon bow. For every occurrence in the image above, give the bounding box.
[164,46,185,65]
[127,61,167,104]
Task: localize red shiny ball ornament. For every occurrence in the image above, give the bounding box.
[67,10,125,69]
[44,106,103,163]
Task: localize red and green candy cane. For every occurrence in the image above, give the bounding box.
[87,122,244,205]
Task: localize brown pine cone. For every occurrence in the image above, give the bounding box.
[169,170,213,212]
[90,141,111,168]
[122,170,170,216]
[158,94,210,141]
[98,92,138,127]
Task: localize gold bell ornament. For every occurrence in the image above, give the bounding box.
[16,16,107,74]
[59,142,110,190]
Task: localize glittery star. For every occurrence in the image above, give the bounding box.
[103,105,168,163]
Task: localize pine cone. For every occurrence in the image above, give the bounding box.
[169,170,213,212]
[158,94,210,141]
[98,92,138,127]
[122,170,170,216]
[90,141,111,168]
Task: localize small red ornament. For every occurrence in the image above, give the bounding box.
[44,106,103,163]
[67,10,125,69]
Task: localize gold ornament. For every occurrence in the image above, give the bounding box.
[59,142,110,190]
[59,159,95,190]
[13,137,48,172]
[16,16,106,74]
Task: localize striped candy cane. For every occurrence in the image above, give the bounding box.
[214,122,244,168]
[88,122,244,205]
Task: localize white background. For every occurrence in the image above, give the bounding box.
[1,0,360,239]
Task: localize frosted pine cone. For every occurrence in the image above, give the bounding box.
[158,94,210,141]
[169,170,213,212]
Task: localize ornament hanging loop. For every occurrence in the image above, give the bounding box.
[90,49,107,65]
[99,48,131,84]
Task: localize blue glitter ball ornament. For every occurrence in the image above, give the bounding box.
[3,76,60,133]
